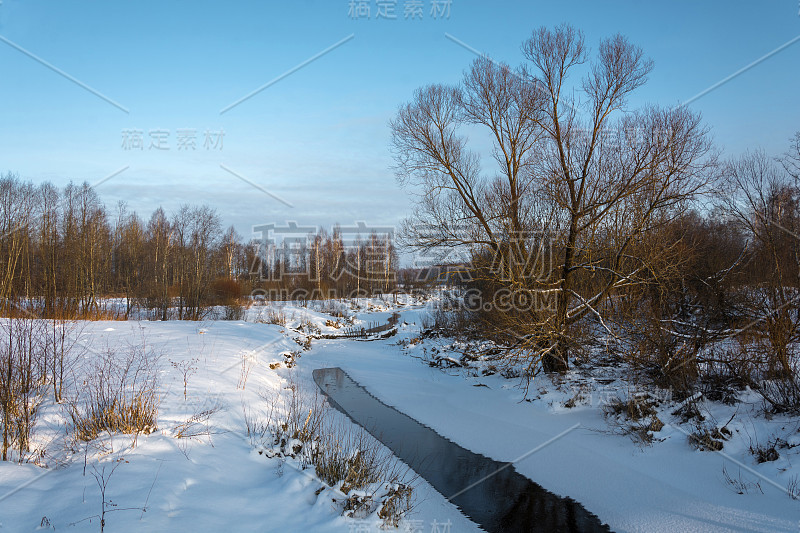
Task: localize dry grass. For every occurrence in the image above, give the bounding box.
[378,483,415,527]
[249,377,416,525]
[66,342,161,442]
[237,352,256,390]
[788,475,800,500]
[313,422,384,490]
[261,308,288,326]
[722,465,763,495]
[172,401,222,440]
[603,394,665,445]
[320,301,349,319]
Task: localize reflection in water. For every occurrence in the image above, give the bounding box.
[313,368,611,533]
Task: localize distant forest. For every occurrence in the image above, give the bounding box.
[0,174,401,320]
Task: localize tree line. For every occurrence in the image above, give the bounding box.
[0,174,398,320]
[248,225,398,302]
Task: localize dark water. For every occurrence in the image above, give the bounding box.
[313,367,611,533]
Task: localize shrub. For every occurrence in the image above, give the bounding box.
[265,308,288,326]
[758,375,800,414]
[223,303,245,321]
[252,378,416,524]
[0,318,47,462]
[313,425,383,490]
[209,278,243,305]
[749,436,785,463]
[67,341,160,441]
[688,426,729,451]
[378,483,414,527]
[298,319,321,336]
[603,394,664,445]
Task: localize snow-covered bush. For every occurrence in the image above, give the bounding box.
[66,340,160,441]
[251,378,417,526]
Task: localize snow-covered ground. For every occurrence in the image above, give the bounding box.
[1,296,798,532]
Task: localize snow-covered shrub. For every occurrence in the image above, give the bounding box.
[688,426,728,451]
[314,429,383,490]
[603,394,664,445]
[297,319,321,336]
[254,381,325,467]
[748,435,787,463]
[320,300,349,319]
[378,482,414,527]
[66,341,160,441]
[262,308,288,326]
[758,375,800,414]
[223,303,245,321]
[251,378,417,524]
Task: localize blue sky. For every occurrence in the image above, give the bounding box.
[0,0,798,240]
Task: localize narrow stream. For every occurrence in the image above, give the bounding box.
[313,367,611,533]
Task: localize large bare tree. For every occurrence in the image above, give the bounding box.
[391,24,715,373]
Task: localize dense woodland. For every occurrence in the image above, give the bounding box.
[0,175,398,320]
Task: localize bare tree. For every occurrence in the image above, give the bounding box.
[391,24,715,374]
[44,317,82,403]
[0,173,35,313]
[186,206,222,320]
[221,225,242,279]
[36,182,61,317]
[782,131,800,180]
[0,317,47,461]
[146,207,172,320]
[724,150,800,382]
